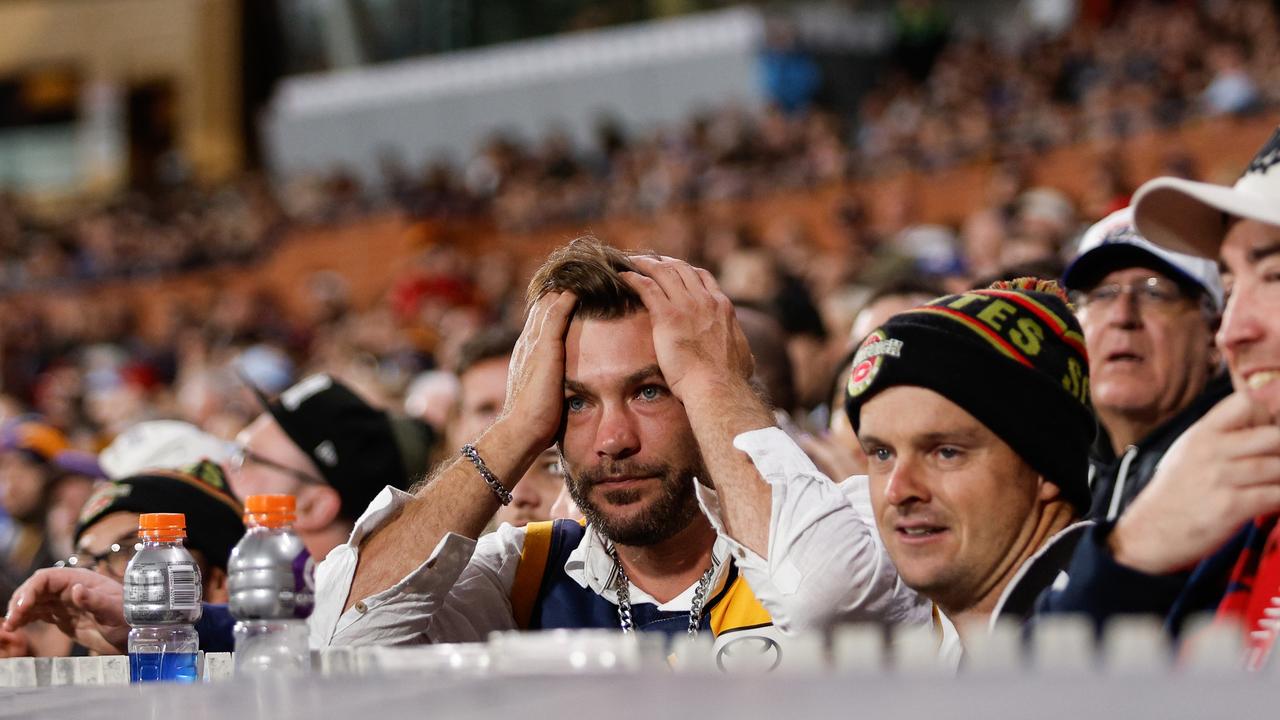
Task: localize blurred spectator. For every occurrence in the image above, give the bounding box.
[1061,208,1227,521]
[70,461,243,602]
[0,418,103,602]
[1202,41,1261,116]
[760,19,821,115]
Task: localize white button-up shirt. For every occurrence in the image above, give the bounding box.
[309,427,931,648]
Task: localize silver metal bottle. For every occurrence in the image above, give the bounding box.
[227,524,312,619]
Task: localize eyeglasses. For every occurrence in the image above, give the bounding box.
[57,541,139,578]
[228,444,327,486]
[1075,276,1191,313]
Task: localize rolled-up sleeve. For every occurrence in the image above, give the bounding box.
[696,427,931,632]
[309,487,526,648]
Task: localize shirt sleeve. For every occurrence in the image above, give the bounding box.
[309,486,527,648]
[696,426,932,632]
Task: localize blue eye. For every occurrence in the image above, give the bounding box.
[638,386,663,401]
[937,446,962,460]
[871,447,892,462]
[566,396,586,412]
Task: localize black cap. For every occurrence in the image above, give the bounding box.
[75,461,244,571]
[255,374,433,521]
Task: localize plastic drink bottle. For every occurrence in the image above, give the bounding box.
[123,513,202,683]
[228,494,314,675]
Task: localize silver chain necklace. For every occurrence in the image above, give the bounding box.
[605,543,715,639]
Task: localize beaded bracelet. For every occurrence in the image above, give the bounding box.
[461,444,513,506]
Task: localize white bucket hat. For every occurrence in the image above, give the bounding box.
[98,420,235,480]
[1132,125,1280,258]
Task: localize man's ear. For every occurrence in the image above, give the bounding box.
[203,566,229,604]
[1037,475,1061,503]
[295,484,343,531]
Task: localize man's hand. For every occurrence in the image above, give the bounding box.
[621,256,754,400]
[1110,392,1280,574]
[0,627,30,658]
[341,290,579,616]
[501,290,578,449]
[3,568,129,655]
[623,255,776,556]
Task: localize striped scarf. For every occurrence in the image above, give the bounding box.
[1215,514,1280,669]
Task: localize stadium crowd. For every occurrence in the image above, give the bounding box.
[3,0,1277,290]
[1,0,1280,672]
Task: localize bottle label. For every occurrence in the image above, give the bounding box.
[167,563,199,611]
[291,550,315,619]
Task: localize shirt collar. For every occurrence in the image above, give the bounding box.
[563,524,735,612]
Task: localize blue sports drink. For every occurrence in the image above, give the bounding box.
[123,513,203,683]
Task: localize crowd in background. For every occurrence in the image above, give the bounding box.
[2,0,1277,292]
[1,0,1280,670]
[0,0,1278,605]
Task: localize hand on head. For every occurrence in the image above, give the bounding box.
[621,255,755,400]
[503,290,578,450]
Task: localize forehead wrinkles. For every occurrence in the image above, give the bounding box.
[563,315,659,394]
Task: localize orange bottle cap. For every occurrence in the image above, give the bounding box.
[244,494,296,528]
[244,494,296,514]
[138,513,186,541]
[139,513,186,530]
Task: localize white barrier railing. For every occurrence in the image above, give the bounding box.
[0,614,1267,688]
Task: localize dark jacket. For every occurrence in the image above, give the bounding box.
[1086,373,1232,522]
[1034,374,1242,632]
[1034,519,1250,635]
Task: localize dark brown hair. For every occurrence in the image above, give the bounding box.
[525,236,645,319]
[454,326,521,377]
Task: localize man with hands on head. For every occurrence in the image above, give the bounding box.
[310,239,926,658]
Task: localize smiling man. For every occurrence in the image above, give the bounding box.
[843,279,1096,646]
[1037,127,1280,667]
[308,239,926,657]
[1061,208,1227,520]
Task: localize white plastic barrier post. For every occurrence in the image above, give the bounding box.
[360,644,491,676]
[203,652,235,682]
[890,624,949,674]
[830,624,886,674]
[1179,614,1245,674]
[489,630,641,675]
[74,656,103,685]
[961,618,1022,674]
[316,646,358,676]
[1102,616,1169,674]
[8,657,37,687]
[32,657,51,686]
[668,634,717,674]
[101,655,130,685]
[773,631,826,675]
[1029,615,1094,673]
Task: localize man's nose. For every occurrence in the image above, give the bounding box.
[594,403,640,459]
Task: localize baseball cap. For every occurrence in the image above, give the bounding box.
[99,420,236,480]
[250,374,434,521]
[1062,207,1224,311]
[1132,125,1280,258]
[75,461,244,571]
[0,416,104,478]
